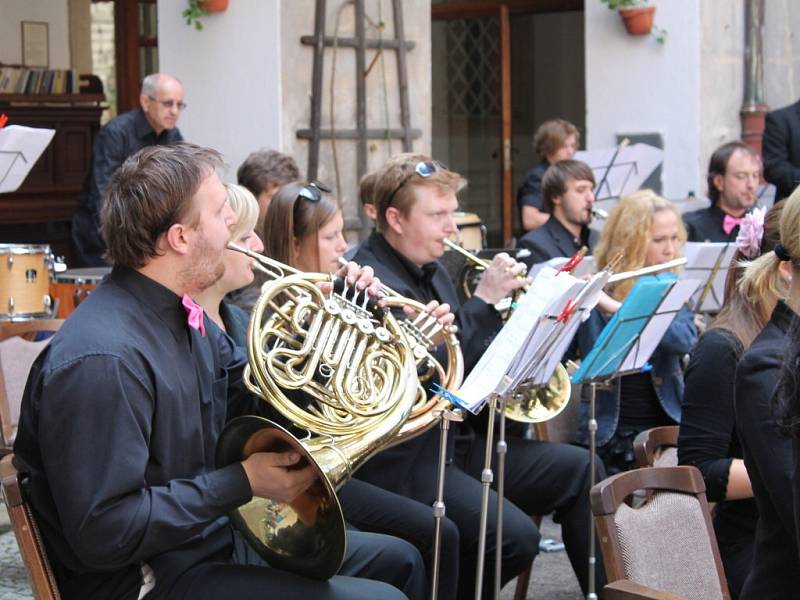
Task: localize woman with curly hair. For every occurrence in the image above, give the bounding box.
[734,190,800,598]
[678,202,787,598]
[576,189,699,474]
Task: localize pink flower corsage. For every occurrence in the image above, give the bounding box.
[735,206,766,259]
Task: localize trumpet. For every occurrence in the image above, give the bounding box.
[591,206,609,220]
[443,238,530,290]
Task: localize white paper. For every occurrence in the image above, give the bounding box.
[527,256,596,280]
[619,278,700,373]
[682,242,737,312]
[574,143,663,201]
[0,125,56,193]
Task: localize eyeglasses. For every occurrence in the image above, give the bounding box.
[296,181,332,203]
[148,96,188,111]
[385,160,445,208]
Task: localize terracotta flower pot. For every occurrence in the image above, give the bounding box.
[619,5,655,36]
[199,0,229,12]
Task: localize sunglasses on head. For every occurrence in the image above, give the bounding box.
[385,160,446,208]
[296,181,332,203]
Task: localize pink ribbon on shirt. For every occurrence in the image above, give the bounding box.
[181,294,206,337]
[722,214,743,236]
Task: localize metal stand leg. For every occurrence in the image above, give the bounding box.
[431,408,462,600]
[494,396,508,600]
[587,382,598,600]
[474,394,498,600]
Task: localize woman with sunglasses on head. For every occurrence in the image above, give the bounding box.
[734,190,800,598]
[262,180,462,600]
[577,190,699,475]
[678,202,787,599]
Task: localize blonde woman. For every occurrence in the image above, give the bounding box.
[578,190,699,473]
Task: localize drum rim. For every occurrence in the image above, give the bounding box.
[0,311,54,321]
[0,243,52,255]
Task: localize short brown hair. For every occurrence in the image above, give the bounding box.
[262,181,340,270]
[237,149,300,198]
[541,159,595,213]
[359,171,378,208]
[101,143,223,268]
[533,119,580,161]
[372,153,466,232]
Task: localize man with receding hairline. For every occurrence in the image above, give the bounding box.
[72,73,186,267]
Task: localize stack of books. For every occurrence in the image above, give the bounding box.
[0,66,81,95]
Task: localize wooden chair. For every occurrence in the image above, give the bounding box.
[1,453,61,599]
[0,319,63,454]
[591,466,730,600]
[633,425,680,469]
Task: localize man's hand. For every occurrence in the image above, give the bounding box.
[472,253,530,306]
[241,451,318,502]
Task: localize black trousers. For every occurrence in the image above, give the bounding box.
[339,478,460,600]
[458,433,607,597]
[159,528,426,600]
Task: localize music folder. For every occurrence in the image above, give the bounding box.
[682,242,737,313]
[443,266,610,414]
[571,273,700,386]
[0,124,56,193]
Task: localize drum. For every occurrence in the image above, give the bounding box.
[0,244,53,321]
[450,212,485,251]
[50,267,110,318]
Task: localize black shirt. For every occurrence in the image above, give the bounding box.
[735,300,800,598]
[517,215,599,268]
[14,267,256,599]
[683,204,740,243]
[517,161,549,212]
[72,109,184,266]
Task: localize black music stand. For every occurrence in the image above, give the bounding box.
[574,143,663,202]
[571,273,700,599]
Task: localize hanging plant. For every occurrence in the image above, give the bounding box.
[600,0,666,43]
[183,0,229,31]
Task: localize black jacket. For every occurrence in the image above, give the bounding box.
[517,216,598,268]
[683,204,739,243]
[763,100,800,200]
[734,301,800,599]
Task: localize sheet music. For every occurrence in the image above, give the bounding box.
[527,256,596,280]
[574,143,663,201]
[455,267,577,412]
[0,125,55,193]
[683,242,737,312]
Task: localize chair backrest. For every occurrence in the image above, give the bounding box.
[0,320,62,451]
[633,425,680,468]
[591,466,730,600]
[1,453,61,599]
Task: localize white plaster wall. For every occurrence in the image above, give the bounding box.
[585,0,701,200]
[0,0,71,69]
[763,0,800,112]
[157,0,283,182]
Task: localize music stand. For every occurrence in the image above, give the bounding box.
[0,124,55,193]
[440,266,609,599]
[682,242,737,313]
[571,273,700,600]
[574,143,663,202]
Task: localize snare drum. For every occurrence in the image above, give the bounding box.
[50,268,110,318]
[0,244,53,321]
[450,212,485,251]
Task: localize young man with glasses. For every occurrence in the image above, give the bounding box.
[72,73,186,266]
[351,152,605,599]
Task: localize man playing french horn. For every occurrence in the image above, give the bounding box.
[352,153,607,599]
[12,144,428,600]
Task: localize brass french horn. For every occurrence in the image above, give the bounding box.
[215,244,418,580]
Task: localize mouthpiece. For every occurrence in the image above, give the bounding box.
[591,207,609,220]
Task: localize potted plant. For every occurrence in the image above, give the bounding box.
[183,0,229,31]
[601,0,656,37]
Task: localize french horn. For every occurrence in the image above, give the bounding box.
[215,244,418,580]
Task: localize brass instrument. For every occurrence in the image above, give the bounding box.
[216,243,419,580]
[591,206,609,220]
[442,238,571,423]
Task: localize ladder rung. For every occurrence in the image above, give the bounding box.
[297,128,422,140]
[300,35,415,51]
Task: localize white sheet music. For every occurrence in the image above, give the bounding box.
[0,125,55,193]
[527,256,596,281]
[682,242,737,312]
[619,278,700,373]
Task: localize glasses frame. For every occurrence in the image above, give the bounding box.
[147,95,188,111]
[384,160,444,209]
[296,181,332,204]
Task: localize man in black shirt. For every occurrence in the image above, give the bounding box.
[683,141,760,242]
[517,159,599,267]
[15,144,425,600]
[352,152,605,599]
[72,73,186,266]
[762,98,800,201]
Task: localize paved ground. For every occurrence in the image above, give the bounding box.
[0,502,582,600]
